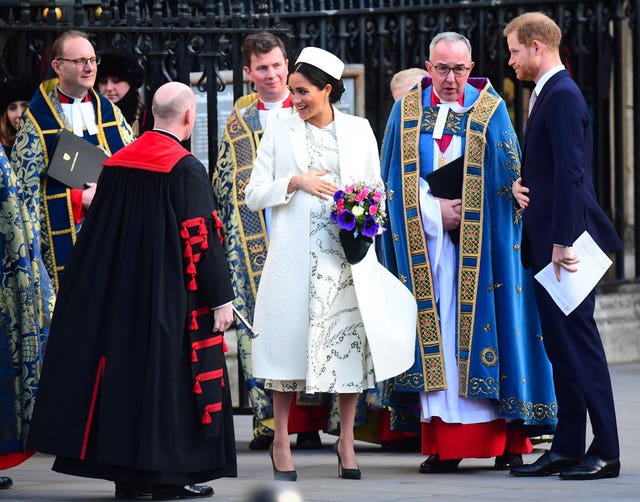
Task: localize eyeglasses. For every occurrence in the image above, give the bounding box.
[56,56,101,67]
[430,63,471,77]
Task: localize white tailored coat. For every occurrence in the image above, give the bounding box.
[245,107,416,384]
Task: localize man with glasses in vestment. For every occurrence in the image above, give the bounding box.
[11,30,134,292]
[380,31,557,473]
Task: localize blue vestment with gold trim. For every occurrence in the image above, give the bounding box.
[380,77,556,429]
[212,93,276,438]
[1,148,55,455]
[11,78,134,291]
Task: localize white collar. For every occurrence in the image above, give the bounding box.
[534,65,565,97]
[259,93,290,110]
[432,90,473,140]
[153,128,181,141]
[59,95,98,137]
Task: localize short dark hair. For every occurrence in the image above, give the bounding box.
[242,32,287,68]
[50,30,91,61]
[291,62,345,104]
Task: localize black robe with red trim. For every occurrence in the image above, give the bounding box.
[27,131,237,485]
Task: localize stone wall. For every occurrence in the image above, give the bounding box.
[596,283,640,364]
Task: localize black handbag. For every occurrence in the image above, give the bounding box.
[339,229,373,265]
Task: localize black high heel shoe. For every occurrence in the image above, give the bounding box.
[334,440,361,479]
[269,443,297,481]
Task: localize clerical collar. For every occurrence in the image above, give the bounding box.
[58,86,97,137]
[57,87,91,104]
[430,88,465,107]
[258,94,293,110]
[430,88,471,140]
[152,128,181,143]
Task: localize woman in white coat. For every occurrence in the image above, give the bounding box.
[245,47,385,482]
[246,46,417,482]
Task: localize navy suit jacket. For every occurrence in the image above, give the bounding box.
[520,69,621,271]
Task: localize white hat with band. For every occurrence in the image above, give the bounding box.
[295,47,345,80]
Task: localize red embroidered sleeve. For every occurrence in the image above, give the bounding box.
[180,217,209,291]
[211,210,224,244]
[188,305,226,428]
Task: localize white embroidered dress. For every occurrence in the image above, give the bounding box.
[268,122,375,394]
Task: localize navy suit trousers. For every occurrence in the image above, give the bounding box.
[532,283,620,460]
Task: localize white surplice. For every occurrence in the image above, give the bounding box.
[418,137,499,424]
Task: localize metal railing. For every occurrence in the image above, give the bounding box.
[1,0,637,295]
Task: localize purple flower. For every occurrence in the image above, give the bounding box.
[330,210,338,223]
[337,209,357,231]
[361,214,379,237]
[333,190,345,202]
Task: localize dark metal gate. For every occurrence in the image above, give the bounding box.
[1,3,638,409]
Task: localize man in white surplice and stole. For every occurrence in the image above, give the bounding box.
[380,32,557,473]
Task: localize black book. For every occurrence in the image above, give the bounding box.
[426,155,464,244]
[47,129,108,189]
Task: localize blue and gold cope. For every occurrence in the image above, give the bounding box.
[1,148,55,454]
[380,78,557,427]
[214,93,269,309]
[11,78,132,291]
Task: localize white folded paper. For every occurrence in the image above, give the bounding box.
[534,231,612,315]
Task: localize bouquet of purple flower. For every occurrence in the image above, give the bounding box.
[330,182,386,264]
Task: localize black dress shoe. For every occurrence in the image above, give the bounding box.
[151,484,213,500]
[249,433,274,451]
[115,481,152,499]
[559,455,620,480]
[0,477,13,490]
[296,431,322,450]
[418,454,461,473]
[510,450,580,477]
[380,438,421,452]
[494,453,523,470]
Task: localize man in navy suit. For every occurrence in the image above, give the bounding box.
[503,12,622,480]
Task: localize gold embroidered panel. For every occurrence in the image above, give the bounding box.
[399,86,445,392]
[456,84,501,396]
[421,107,465,135]
[226,106,268,298]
